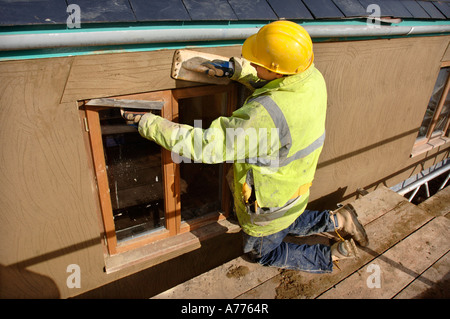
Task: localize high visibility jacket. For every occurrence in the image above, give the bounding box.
[138,57,327,237]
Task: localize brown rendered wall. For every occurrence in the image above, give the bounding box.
[0,36,449,298]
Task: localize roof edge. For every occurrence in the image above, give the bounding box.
[1,20,449,60]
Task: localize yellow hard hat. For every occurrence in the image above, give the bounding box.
[242,21,314,75]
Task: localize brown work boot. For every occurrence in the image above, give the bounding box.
[331,238,358,261]
[330,204,369,247]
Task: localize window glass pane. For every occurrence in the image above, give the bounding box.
[178,93,228,221]
[99,108,165,242]
[433,93,450,134]
[418,67,450,138]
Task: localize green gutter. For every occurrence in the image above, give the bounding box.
[0,19,449,62]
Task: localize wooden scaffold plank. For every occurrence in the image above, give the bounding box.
[318,216,450,299]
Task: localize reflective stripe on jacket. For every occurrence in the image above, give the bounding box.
[138,57,327,237]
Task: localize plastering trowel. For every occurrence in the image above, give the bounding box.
[171,49,231,85]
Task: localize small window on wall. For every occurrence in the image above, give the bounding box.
[412,64,450,157]
[82,85,236,256]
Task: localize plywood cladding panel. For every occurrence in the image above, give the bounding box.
[1,35,449,298]
[0,57,107,298]
[61,46,243,103]
[310,36,449,202]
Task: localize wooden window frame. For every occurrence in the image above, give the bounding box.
[412,61,450,157]
[82,84,237,256]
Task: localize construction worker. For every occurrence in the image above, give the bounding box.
[122,21,368,273]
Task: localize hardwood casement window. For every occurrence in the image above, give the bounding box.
[412,62,450,157]
[81,84,237,256]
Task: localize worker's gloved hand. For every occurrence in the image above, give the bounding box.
[120,109,149,126]
[201,59,234,78]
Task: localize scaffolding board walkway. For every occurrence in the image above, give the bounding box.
[152,186,450,299]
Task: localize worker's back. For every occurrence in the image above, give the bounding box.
[231,63,327,237]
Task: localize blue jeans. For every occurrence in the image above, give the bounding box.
[242,209,337,273]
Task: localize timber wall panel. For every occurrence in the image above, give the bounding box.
[310,36,450,204]
[441,41,450,61]
[61,46,243,103]
[0,57,108,297]
[1,35,449,298]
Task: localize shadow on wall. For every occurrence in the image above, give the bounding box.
[307,187,348,211]
[0,264,60,298]
[0,237,100,299]
[0,226,242,299]
[75,230,243,299]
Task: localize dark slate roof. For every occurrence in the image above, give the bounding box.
[0,0,449,26]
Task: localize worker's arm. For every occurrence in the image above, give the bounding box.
[137,102,279,164]
[229,57,264,91]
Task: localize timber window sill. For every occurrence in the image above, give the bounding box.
[104,218,241,274]
[411,136,450,158]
